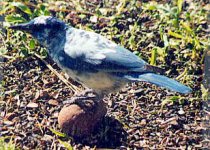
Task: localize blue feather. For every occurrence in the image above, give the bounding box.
[123,73,192,94]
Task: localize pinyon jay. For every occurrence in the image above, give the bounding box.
[9,16,191,103]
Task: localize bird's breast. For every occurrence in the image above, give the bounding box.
[57,63,126,94]
[77,72,117,90]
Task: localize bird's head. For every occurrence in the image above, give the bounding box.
[9,16,67,46]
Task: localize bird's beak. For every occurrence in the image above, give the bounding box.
[8,22,31,32]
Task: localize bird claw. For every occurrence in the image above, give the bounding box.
[63,89,99,109]
[74,89,95,97]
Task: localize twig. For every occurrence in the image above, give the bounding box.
[176,67,187,80]
[0,54,14,59]
[34,53,81,93]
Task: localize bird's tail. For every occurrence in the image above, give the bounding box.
[124,73,192,94]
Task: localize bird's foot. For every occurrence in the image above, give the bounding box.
[74,89,96,98]
[63,89,99,110]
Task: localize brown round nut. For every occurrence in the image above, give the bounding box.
[58,100,107,137]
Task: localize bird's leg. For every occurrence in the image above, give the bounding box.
[63,89,100,109]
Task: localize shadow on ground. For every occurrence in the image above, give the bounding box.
[74,116,128,148]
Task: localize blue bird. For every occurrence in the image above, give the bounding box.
[9,16,191,103]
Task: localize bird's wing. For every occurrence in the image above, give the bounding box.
[64,28,147,72]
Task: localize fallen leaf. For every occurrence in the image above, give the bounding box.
[48,99,59,106]
[5,112,16,121]
[27,102,39,108]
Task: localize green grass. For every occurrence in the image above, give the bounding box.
[0,137,16,150]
